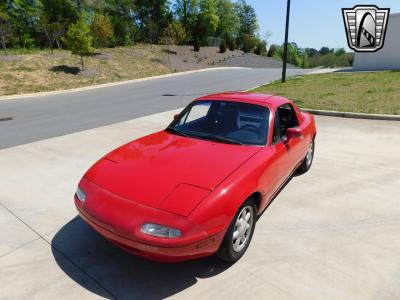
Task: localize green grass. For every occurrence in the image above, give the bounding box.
[252,71,400,115]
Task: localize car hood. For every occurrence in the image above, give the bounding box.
[85,130,261,212]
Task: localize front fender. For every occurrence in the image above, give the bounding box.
[189,147,276,236]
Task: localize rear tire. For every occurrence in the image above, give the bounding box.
[217,198,257,263]
[297,138,315,174]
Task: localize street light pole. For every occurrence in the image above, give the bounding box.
[282,0,291,83]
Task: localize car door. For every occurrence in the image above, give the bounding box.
[270,110,292,188]
[277,104,304,170]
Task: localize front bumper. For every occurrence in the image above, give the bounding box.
[74,178,225,262]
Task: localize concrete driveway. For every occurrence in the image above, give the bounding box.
[1,111,399,299]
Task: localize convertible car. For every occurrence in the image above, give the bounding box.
[75,92,317,263]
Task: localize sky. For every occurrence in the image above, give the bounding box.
[247,0,400,50]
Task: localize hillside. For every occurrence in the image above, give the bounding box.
[0,45,292,96]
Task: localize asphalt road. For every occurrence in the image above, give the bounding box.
[0,67,308,149]
[1,110,399,299]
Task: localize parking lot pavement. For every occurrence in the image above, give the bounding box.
[1,111,399,300]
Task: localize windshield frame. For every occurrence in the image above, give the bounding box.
[167,100,271,146]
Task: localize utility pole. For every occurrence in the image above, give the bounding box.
[282,0,291,83]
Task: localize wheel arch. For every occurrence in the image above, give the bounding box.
[247,191,262,215]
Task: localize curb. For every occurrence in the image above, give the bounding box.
[302,108,400,121]
[0,67,249,101]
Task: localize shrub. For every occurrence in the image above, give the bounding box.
[91,13,113,50]
[278,44,301,66]
[308,53,354,68]
[194,38,200,52]
[242,34,257,53]
[220,39,227,53]
[254,40,267,55]
[300,55,310,68]
[22,34,36,49]
[228,39,236,51]
[267,44,278,57]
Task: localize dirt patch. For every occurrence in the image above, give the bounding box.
[0,55,23,62]
[79,68,98,78]
[93,52,113,60]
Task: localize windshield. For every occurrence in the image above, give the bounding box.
[167,100,270,146]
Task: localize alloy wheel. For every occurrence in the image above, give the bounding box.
[232,206,254,253]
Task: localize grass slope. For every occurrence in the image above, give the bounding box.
[253,71,400,115]
[0,45,171,96]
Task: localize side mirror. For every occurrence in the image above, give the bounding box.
[286,127,303,139]
[174,114,180,120]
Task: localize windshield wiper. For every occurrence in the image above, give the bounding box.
[204,135,243,145]
[166,129,243,145]
[165,127,189,137]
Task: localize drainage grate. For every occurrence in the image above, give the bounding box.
[0,117,13,122]
[162,93,176,97]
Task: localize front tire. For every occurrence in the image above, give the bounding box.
[297,138,315,174]
[217,198,257,263]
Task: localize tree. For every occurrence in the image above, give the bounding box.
[6,0,43,48]
[234,0,258,48]
[319,46,330,55]
[196,0,219,41]
[40,12,64,54]
[305,47,318,57]
[174,0,199,38]
[0,0,263,51]
[0,3,10,55]
[40,0,79,49]
[41,0,78,25]
[216,0,238,41]
[334,47,346,56]
[64,17,94,70]
[91,13,113,51]
[267,44,278,57]
[107,0,135,46]
[134,0,172,44]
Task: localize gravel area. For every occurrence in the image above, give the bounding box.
[218,53,299,69]
[159,45,298,71]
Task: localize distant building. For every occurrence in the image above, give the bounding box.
[353,13,400,70]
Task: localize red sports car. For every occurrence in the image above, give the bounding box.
[75,92,317,263]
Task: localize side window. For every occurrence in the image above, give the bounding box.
[272,112,282,144]
[277,104,299,134]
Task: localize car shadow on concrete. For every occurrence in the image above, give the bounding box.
[51,217,232,300]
